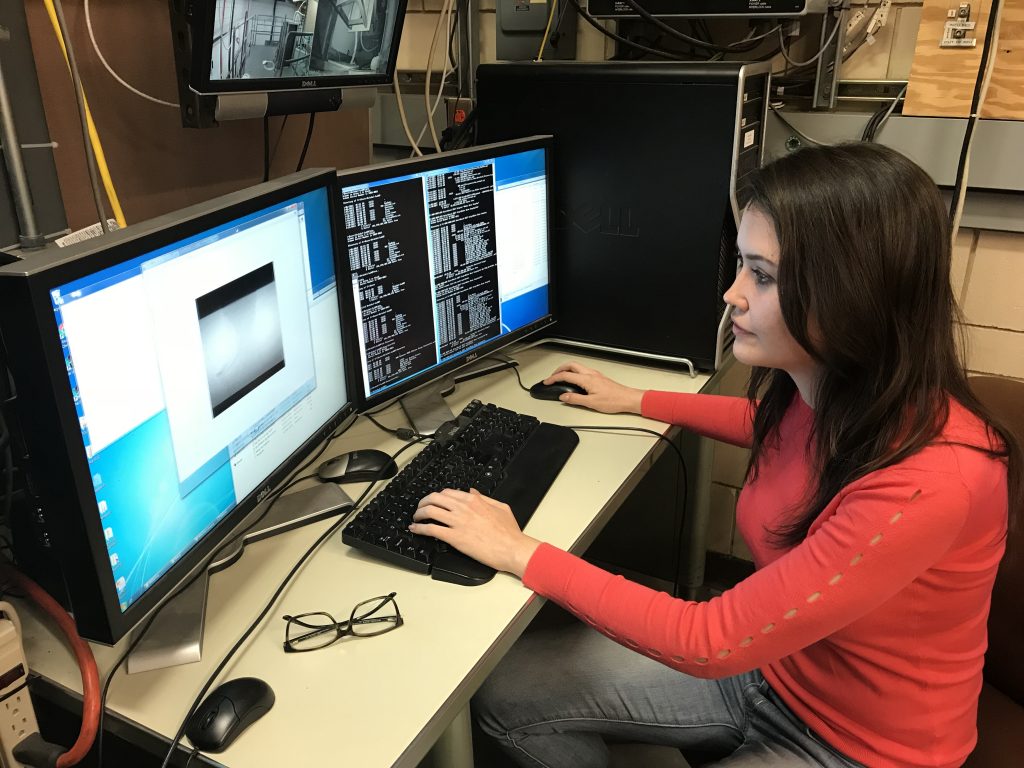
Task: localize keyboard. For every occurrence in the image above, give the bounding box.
[341,400,579,585]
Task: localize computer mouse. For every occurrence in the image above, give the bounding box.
[184,677,274,753]
[316,449,398,484]
[529,380,587,401]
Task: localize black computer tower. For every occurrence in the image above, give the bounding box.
[476,62,770,371]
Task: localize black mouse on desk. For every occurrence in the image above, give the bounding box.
[185,677,274,753]
[529,380,587,401]
[317,449,398,484]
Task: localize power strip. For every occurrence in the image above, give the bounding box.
[0,602,39,768]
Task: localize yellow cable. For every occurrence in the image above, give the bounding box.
[42,0,127,227]
[536,0,558,62]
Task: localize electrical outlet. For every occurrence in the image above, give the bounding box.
[941,2,977,47]
[0,603,39,768]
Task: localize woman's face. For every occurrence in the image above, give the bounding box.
[725,207,819,389]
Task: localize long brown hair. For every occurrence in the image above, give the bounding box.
[739,142,1020,548]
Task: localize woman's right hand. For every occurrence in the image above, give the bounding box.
[544,361,645,415]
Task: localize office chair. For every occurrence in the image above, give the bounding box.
[963,375,1024,767]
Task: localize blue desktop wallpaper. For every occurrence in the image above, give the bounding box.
[53,185,336,612]
[91,412,236,610]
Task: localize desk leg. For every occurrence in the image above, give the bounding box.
[429,705,474,768]
[680,435,715,600]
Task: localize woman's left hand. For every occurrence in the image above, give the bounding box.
[410,489,541,578]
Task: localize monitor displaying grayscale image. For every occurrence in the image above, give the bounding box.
[196,263,287,417]
[192,0,407,93]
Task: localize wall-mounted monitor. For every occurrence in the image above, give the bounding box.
[186,0,408,94]
[337,136,556,432]
[0,169,357,645]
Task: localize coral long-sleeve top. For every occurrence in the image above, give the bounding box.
[523,391,1007,768]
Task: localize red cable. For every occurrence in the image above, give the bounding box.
[1,566,99,768]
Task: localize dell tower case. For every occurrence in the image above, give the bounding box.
[476,62,770,371]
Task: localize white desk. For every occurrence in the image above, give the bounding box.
[19,344,712,767]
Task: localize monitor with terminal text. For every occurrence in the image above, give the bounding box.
[337,136,556,433]
[0,169,356,646]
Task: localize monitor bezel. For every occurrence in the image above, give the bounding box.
[335,135,557,413]
[187,0,409,96]
[0,169,358,644]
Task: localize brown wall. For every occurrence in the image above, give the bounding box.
[25,0,371,231]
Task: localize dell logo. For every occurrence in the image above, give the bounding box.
[301,80,318,88]
[555,203,640,238]
[257,485,271,502]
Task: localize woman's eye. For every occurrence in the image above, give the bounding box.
[753,269,773,286]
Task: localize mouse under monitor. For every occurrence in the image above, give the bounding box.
[529,380,587,401]
[185,677,275,753]
[317,449,398,484]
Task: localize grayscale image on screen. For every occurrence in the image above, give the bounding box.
[197,263,286,417]
[207,0,404,84]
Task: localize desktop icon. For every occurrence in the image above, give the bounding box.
[97,499,108,517]
[103,527,115,544]
[115,577,126,593]
[110,553,120,568]
[92,473,103,489]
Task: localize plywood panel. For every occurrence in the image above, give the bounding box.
[26,0,370,231]
[981,0,1024,118]
[904,0,993,117]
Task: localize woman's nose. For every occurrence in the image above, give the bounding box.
[723,274,746,312]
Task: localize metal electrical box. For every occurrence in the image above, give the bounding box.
[587,0,830,17]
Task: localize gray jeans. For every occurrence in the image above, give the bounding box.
[473,623,863,768]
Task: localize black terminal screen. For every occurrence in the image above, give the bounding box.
[340,146,550,400]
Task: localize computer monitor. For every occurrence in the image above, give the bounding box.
[336,136,556,432]
[185,0,407,95]
[0,169,356,647]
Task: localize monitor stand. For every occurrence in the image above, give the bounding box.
[398,357,521,435]
[125,482,353,674]
[399,380,458,436]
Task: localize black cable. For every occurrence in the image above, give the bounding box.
[96,473,319,768]
[565,0,686,61]
[158,437,431,768]
[447,2,459,71]
[567,424,689,595]
[262,115,271,183]
[361,412,426,441]
[949,0,1002,224]
[183,747,200,768]
[295,113,316,173]
[98,418,356,767]
[488,354,530,392]
[270,114,290,167]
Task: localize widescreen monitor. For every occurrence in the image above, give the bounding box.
[187,0,408,94]
[336,136,555,431]
[0,169,355,644]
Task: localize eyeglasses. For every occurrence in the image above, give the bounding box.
[282,592,403,653]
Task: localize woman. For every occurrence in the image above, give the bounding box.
[410,143,1019,767]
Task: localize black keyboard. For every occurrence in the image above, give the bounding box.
[341,400,579,585]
